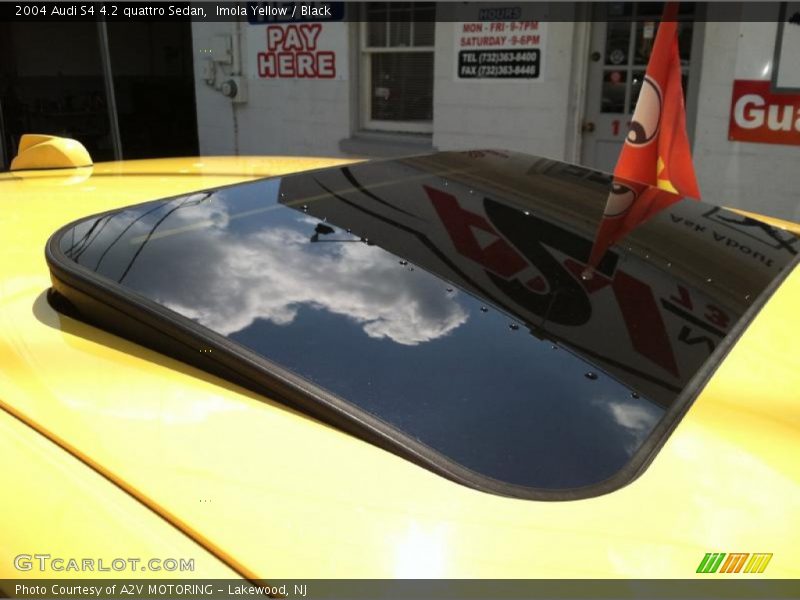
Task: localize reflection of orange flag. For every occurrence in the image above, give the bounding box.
[588,2,700,268]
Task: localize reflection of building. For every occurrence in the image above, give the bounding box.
[279,151,796,407]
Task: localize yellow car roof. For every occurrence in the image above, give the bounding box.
[1,154,799,579]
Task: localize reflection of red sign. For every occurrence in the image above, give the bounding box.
[424,185,679,376]
[729,80,800,146]
[424,185,526,279]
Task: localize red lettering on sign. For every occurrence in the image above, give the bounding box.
[670,285,693,310]
[258,51,336,78]
[296,52,314,77]
[260,24,331,79]
[257,53,276,77]
[729,79,800,146]
[266,24,323,51]
[316,52,335,78]
[266,26,283,50]
[282,27,304,51]
[278,53,295,76]
[704,304,730,330]
[301,24,321,50]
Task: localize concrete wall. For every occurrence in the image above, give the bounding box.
[692,7,800,221]
[432,21,577,160]
[192,20,352,157]
[192,21,238,155]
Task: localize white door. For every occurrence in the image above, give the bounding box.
[580,3,703,173]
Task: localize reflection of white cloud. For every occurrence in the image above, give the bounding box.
[592,396,662,454]
[134,205,468,346]
[606,401,658,432]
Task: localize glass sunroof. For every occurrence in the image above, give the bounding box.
[48,151,799,496]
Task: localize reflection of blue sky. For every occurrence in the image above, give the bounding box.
[71,181,469,346]
[161,220,470,345]
[232,285,665,489]
[211,178,282,236]
[61,178,666,489]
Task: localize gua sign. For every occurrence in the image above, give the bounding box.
[729,79,800,146]
[257,24,336,78]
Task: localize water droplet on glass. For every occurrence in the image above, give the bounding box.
[667,262,672,268]
[744,294,750,301]
[302,204,308,213]
[631,391,640,399]
[469,189,475,195]
[408,267,414,271]
[550,344,557,350]
[280,192,286,199]
[645,254,650,259]
[581,268,594,281]
[446,287,453,293]
[346,228,352,234]
[584,371,598,380]
[399,260,408,266]
[523,210,530,216]
[509,324,519,331]
[480,306,488,313]
[706,277,713,283]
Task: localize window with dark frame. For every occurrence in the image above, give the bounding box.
[361,3,435,133]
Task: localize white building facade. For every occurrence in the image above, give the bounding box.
[192,2,800,221]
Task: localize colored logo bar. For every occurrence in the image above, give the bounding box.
[697,553,772,574]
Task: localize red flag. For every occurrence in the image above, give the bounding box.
[588,3,700,268]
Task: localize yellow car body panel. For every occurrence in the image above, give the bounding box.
[0,405,240,581]
[1,157,798,579]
